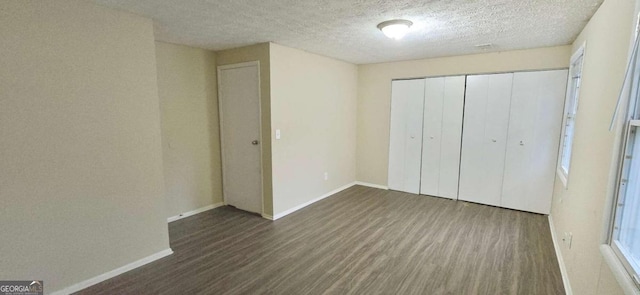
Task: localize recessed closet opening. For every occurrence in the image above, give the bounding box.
[388,69,569,214]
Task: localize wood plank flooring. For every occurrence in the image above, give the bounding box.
[76,185,564,295]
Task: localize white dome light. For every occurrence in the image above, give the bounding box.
[377,19,413,40]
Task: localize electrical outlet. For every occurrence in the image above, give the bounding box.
[324,172,328,180]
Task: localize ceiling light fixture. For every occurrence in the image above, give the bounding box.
[377,19,413,40]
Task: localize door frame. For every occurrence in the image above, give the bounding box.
[217,61,264,215]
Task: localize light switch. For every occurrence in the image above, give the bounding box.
[275,129,281,140]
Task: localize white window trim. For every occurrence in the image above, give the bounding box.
[603,99,640,295]
[601,245,640,295]
[602,10,640,294]
[557,43,586,188]
[606,114,640,294]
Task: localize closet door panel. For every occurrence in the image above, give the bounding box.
[459,73,513,206]
[388,79,425,194]
[439,76,465,199]
[420,76,465,199]
[502,70,568,214]
[420,77,445,196]
[501,72,537,211]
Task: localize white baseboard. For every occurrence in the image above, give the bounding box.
[272,182,357,220]
[51,248,173,295]
[261,214,274,220]
[549,216,573,295]
[354,181,388,190]
[167,202,224,222]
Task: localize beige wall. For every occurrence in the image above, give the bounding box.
[2,1,630,294]
[269,43,358,216]
[155,41,222,219]
[356,46,572,186]
[0,0,170,293]
[215,43,274,216]
[550,0,636,294]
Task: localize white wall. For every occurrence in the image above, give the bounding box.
[0,0,170,293]
[155,41,223,219]
[270,43,358,216]
[550,0,636,294]
[356,46,571,186]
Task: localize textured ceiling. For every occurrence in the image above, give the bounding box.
[91,0,603,64]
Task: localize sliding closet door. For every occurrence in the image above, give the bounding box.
[420,76,465,199]
[388,79,425,194]
[501,70,568,214]
[459,73,513,206]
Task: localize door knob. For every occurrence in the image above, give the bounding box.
[252,140,259,145]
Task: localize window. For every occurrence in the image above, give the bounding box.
[612,119,640,287]
[611,33,640,289]
[558,46,585,187]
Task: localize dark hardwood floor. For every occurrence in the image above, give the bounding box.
[76,185,564,295]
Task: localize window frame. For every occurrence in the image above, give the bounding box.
[557,44,586,188]
[611,119,640,288]
[609,32,640,289]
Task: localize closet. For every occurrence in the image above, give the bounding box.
[459,70,567,214]
[388,76,465,199]
[388,69,568,214]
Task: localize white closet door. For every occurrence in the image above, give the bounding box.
[420,78,444,196]
[388,79,425,194]
[501,70,568,214]
[420,76,465,199]
[459,73,513,206]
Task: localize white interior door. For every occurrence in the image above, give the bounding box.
[501,70,568,214]
[388,79,425,194]
[420,76,465,199]
[459,73,513,207]
[218,62,262,214]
